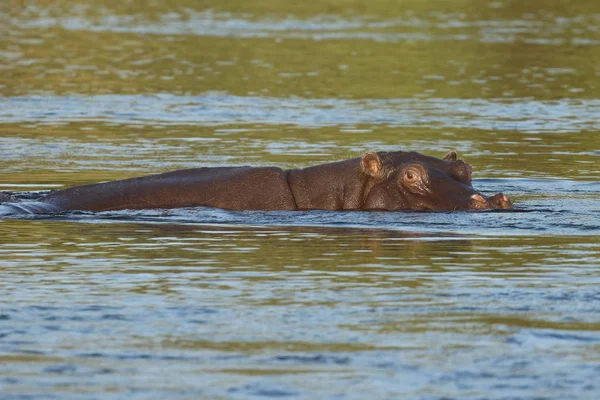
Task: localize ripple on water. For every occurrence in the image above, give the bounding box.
[1,95,599,133]
[5,9,600,45]
[1,3,600,399]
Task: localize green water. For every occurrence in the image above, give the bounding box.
[1,0,599,399]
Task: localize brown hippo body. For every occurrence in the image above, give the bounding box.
[41,166,297,212]
[0,151,512,215]
[287,157,375,210]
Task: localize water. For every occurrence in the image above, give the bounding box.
[1,0,599,399]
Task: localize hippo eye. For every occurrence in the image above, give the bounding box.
[400,164,431,195]
[403,169,419,183]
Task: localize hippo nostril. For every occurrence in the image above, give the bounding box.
[500,194,513,209]
[486,193,514,209]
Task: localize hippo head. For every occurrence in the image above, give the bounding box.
[361,152,512,211]
[381,150,473,187]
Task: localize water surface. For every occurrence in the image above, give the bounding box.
[1,0,599,399]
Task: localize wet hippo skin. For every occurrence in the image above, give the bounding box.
[381,150,473,186]
[42,166,298,212]
[0,151,513,214]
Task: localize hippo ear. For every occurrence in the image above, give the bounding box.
[443,151,457,162]
[361,152,383,178]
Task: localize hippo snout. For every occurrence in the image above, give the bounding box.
[469,193,513,210]
[487,193,513,209]
[469,194,489,209]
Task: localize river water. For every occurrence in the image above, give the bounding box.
[1,1,599,399]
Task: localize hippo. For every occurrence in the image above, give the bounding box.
[0,151,512,215]
[384,150,473,186]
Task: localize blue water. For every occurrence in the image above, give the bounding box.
[1,1,600,399]
[2,95,599,132]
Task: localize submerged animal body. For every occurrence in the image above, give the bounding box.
[0,151,512,215]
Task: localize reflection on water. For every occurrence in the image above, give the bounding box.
[2,95,600,133]
[4,1,600,44]
[1,221,600,398]
[1,0,599,398]
[2,1,599,99]
[7,7,600,46]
